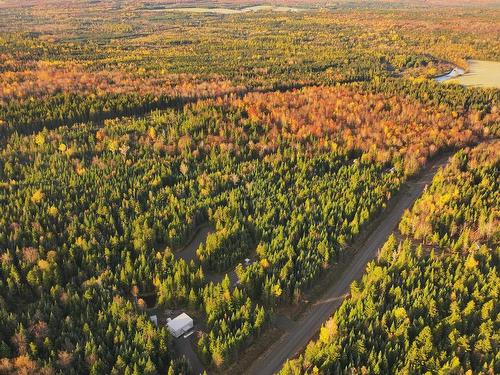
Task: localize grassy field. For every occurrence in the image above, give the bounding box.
[160,6,307,14]
[448,60,500,88]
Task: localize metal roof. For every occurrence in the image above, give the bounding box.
[167,313,193,331]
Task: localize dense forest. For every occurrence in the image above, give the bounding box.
[0,1,499,374]
[1,1,499,138]
[280,141,499,374]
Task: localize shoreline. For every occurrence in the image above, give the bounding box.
[435,66,466,82]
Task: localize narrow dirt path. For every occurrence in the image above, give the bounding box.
[176,224,213,263]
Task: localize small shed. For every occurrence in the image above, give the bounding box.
[150,315,158,327]
[166,313,193,338]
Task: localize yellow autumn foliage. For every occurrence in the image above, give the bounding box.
[273,283,282,297]
[35,134,45,146]
[75,237,86,247]
[148,127,156,139]
[31,189,44,204]
[108,140,119,152]
[58,143,67,152]
[48,205,59,216]
[38,259,50,271]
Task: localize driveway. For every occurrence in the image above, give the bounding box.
[174,334,205,375]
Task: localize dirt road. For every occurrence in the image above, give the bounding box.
[245,154,450,375]
[176,225,213,263]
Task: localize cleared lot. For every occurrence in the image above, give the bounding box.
[440,60,500,89]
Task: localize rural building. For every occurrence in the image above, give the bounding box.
[150,315,158,326]
[166,313,193,338]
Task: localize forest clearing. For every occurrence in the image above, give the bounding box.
[448,60,500,88]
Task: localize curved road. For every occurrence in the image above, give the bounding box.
[245,154,450,375]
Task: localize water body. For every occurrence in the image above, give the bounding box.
[151,6,307,14]
[435,60,500,89]
[435,67,465,82]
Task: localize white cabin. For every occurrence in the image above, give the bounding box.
[166,313,193,338]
